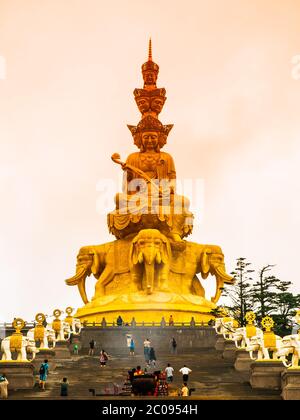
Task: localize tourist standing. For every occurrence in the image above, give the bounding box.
[169,315,174,326]
[99,349,108,367]
[149,347,156,367]
[117,315,123,326]
[165,363,174,383]
[60,377,69,397]
[129,338,135,356]
[89,339,95,356]
[170,337,177,354]
[143,338,151,364]
[0,374,9,399]
[39,359,49,390]
[179,365,192,382]
[181,382,189,397]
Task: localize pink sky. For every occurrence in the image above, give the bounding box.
[0,0,300,322]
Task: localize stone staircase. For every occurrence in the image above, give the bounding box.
[8,348,282,400]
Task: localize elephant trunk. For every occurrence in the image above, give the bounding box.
[143,247,158,265]
[144,262,155,294]
[280,355,291,368]
[211,264,234,304]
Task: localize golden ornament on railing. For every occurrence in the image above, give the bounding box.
[262,316,276,348]
[245,311,257,338]
[34,313,46,341]
[245,311,256,324]
[64,307,74,326]
[52,309,62,332]
[262,316,274,332]
[10,318,25,352]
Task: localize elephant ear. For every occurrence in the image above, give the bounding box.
[161,235,172,264]
[200,248,212,278]
[129,235,139,266]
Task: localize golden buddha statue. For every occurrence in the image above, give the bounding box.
[66,40,234,323]
[108,40,193,242]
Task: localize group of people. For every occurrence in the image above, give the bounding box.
[126,362,192,397]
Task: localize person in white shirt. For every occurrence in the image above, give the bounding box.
[165,363,174,383]
[179,365,192,382]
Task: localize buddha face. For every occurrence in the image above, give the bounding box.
[136,97,150,114]
[151,98,165,114]
[141,131,159,151]
[143,70,157,86]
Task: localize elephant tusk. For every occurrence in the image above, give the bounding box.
[138,252,144,264]
[215,264,234,284]
[65,265,90,304]
[211,265,234,304]
[65,266,88,285]
[156,251,162,264]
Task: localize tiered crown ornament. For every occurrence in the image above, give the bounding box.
[34,313,46,341]
[66,41,235,323]
[245,311,257,338]
[262,316,276,348]
[10,318,25,353]
[64,307,74,327]
[52,309,62,334]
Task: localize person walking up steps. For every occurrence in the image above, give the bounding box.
[143,338,151,365]
[129,338,135,356]
[99,349,109,367]
[165,363,174,383]
[170,337,177,354]
[179,365,192,382]
[60,377,69,397]
[39,359,49,390]
[89,339,95,356]
[149,347,156,367]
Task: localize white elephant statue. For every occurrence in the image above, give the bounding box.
[69,318,82,334]
[47,321,71,341]
[277,334,300,368]
[214,317,237,340]
[246,334,282,361]
[1,336,39,362]
[232,326,263,349]
[27,325,56,349]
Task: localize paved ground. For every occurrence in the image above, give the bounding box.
[8,348,281,400]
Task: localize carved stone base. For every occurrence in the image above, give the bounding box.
[215,336,226,351]
[222,340,236,360]
[250,360,285,390]
[234,349,253,372]
[281,368,300,400]
[53,340,71,359]
[0,362,35,390]
[75,292,216,324]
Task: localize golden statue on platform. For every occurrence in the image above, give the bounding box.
[66,40,234,323]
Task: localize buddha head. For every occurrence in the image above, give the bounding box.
[136,96,150,114]
[141,131,159,152]
[151,97,165,114]
[127,116,173,151]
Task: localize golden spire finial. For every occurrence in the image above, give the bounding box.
[148,38,152,61]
